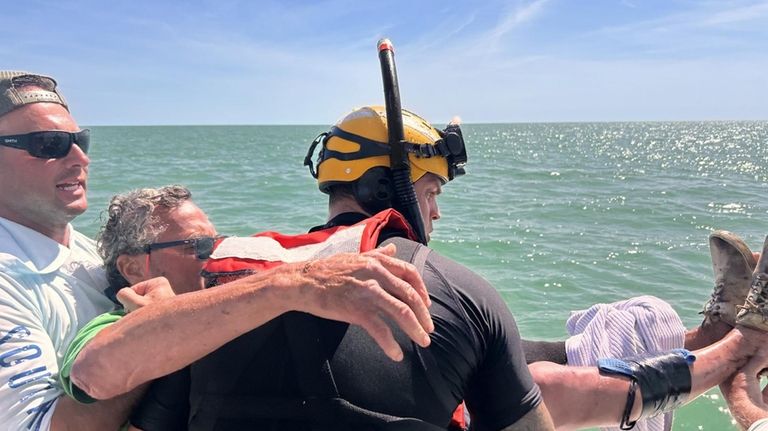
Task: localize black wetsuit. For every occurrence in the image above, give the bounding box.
[131,213,542,431]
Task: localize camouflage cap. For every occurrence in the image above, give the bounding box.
[0,71,68,118]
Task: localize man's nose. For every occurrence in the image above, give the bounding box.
[432,203,441,221]
[64,142,90,167]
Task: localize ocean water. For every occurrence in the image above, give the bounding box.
[73,122,768,430]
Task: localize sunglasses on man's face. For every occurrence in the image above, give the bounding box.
[0,129,90,159]
[144,236,225,260]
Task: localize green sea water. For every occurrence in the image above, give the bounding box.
[72,122,768,430]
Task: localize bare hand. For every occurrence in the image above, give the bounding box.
[722,344,768,411]
[284,243,433,362]
[117,277,176,312]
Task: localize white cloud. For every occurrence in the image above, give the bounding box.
[697,1,768,26]
[486,0,552,50]
[594,1,768,37]
[621,0,637,9]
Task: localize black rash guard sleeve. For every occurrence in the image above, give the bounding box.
[522,339,567,364]
[420,250,542,431]
[130,367,191,431]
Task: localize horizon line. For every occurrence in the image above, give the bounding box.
[83,118,768,127]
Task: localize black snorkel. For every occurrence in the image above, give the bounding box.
[377,38,428,245]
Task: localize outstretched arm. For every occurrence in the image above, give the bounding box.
[71,244,434,400]
[532,326,768,430]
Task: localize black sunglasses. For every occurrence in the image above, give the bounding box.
[144,235,225,260]
[0,129,90,159]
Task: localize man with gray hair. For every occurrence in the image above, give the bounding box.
[97,184,211,299]
[0,71,434,431]
[60,184,218,428]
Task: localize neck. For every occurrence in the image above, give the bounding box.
[327,197,370,222]
[43,224,71,246]
[27,220,70,246]
[0,211,71,246]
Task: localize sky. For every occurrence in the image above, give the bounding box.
[2,0,767,125]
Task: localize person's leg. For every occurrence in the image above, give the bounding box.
[522,339,567,364]
[684,319,733,351]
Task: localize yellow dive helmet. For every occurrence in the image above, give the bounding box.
[304,106,467,213]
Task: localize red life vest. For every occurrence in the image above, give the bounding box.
[201,209,468,431]
[203,209,417,286]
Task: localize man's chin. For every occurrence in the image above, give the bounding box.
[61,200,88,219]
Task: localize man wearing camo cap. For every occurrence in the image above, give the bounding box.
[0,71,138,429]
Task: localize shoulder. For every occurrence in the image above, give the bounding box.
[382,237,517,330]
[422,248,513,324]
[381,237,494,292]
[0,266,39,313]
[0,230,27,275]
[423,249,492,289]
[417,248,541,428]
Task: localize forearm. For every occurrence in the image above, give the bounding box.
[720,370,768,430]
[722,390,768,431]
[531,362,641,430]
[689,327,759,395]
[50,385,146,431]
[533,328,762,430]
[71,265,302,399]
[72,247,433,400]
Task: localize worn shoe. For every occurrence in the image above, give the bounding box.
[736,236,768,330]
[701,230,757,326]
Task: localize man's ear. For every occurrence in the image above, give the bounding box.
[116,254,147,285]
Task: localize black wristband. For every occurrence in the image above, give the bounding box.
[598,349,694,425]
[620,379,638,430]
[632,350,693,418]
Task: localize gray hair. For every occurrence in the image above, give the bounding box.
[98,185,192,298]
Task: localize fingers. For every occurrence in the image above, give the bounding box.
[131,277,175,300]
[357,313,404,361]
[130,281,149,296]
[375,243,397,257]
[367,245,432,309]
[360,278,432,348]
[367,259,434,337]
[116,289,150,313]
[746,348,768,376]
[357,247,434,338]
[130,277,165,296]
[293,247,434,360]
[118,277,175,312]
